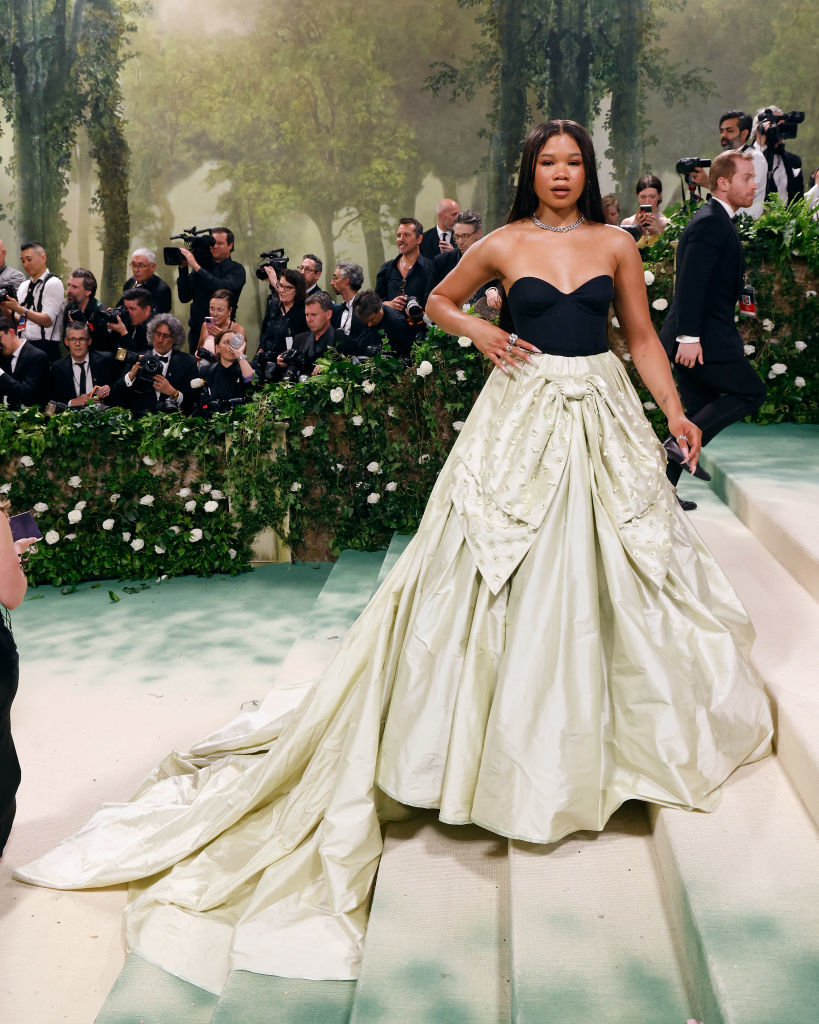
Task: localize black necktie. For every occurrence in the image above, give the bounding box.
[78,361,87,395]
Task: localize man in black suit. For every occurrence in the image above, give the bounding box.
[352,290,418,359]
[660,150,766,510]
[119,249,172,314]
[375,218,433,316]
[330,261,366,343]
[752,106,804,205]
[113,314,196,416]
[418,198,460,261]
[297,254,325,298]
[0,315,51,409]
[63,268,116,354]
[274,293,335,380]
[107,287,154,354]
[50,322,117,408]
[425,209,500,305]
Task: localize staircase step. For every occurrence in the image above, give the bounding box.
[94,953,217,1024]
[701,423,819,603]
[349,814,510,1023]
[210,972,355,1024]
[687,487,819,827]
[374,531,414,585]
[509,802,692,1024]
[651,757,819,1024]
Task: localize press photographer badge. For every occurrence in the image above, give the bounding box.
[739,284,757,318]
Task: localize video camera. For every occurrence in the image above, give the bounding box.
[758,109,805,144]
[676,157,712,176]
[164,226,217,268]
[255,248,290,281]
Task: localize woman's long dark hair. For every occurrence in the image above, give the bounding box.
[280,268,306,306]
[506,120,605,225]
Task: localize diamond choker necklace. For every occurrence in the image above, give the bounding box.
[531,213,585,232]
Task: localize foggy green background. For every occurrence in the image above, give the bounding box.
[0,0,815,340]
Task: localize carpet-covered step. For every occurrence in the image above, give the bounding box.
[509,802,692,1024]
[94,953,218,1024]
[690,487,819,828]
[210,972,355,1024]
[700,423,819,604]
[651,757,819,1024]
[349,814,511,1023]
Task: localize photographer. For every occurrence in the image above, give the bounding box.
[330,261,366,342]
[352,289,417,359]
[255,268,308,367]
[268,292,335,382]
[112,314,196,417]
[119,249,172,314]
[752,106,804,204]
[376,218,432,314]
[106,287,154,353]
[176,227,246,350]
[0,240,24,299]
[619,175,669,248]
[194,330,255,412]
[62,269,116,354]
[0,243,65,363]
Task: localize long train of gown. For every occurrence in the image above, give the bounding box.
[15,279,773,993]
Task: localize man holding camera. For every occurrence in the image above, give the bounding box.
[352,289,418,359]
[0,243,65,363]
[50,322,116,408]
[688,111,767,219]
[63,269,117,354]
[752,106,804,205]
[376,218,432,316]
[0,240,24,300]
[274,292,336,380]
[107,288,154,353]
[113,314,196,416]
[120,249,172,314]
[176,227,246,350]
[0,315,52,410]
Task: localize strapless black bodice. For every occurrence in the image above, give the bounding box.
[507,275,613,356]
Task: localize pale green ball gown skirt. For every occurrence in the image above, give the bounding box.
[15,347,772,993]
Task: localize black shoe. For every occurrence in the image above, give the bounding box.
[677,496,697,512]
[663,437,711,480]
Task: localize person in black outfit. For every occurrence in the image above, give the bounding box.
[0,499,36,858]
[418,198,460,260]
[297,254,325,298]
[107,287,154,354]
[63,268,116,354]
[271,292,336,381]
[119,249,172,314]
[375,218,433,315]
[50,322,118,408]
[330,261,366,344]
[177,227,246,350]
[0,316,51,409]
[197,330,256,408]
[752,107,804,205]
[112,314,197,416]
[255,268,308,368]
[425,210,499,305]
[352,289,418,359]
[659,151,766,511]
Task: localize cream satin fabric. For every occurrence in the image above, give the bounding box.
[16,350,772,993]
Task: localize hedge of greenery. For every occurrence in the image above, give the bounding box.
[1,198,816,586]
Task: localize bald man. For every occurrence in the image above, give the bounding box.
[419,198,461,260]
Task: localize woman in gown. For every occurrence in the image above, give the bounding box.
[15,121,772,993]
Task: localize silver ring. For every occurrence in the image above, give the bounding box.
[677,434,688,441]
[505,343,514,352]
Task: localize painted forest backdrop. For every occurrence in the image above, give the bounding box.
[1,0,816,338]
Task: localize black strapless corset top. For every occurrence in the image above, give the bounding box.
[506,275,613,356]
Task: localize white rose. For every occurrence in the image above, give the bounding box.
[142,456,156,466]
[611,316,620,328]
[169,525,181,534]
[19,455,34,467]
[0,483,10,494]
[68,475,82,487]
[457,336,472,348]
[651,298,668,311]
[387,406,397,418]
[130,538,145,552]
[366,461,381,474]
[204,500,219,512]
[643,402,657,411]
[67,509,82,524]
[201,483,212,493]
[110,493,120,503]
[418,454,431,464]
[33,502,49,513]
[74,500,87,510]
[805,290,817,298]
[744,345,756,356]
[210,490,223,500]
[351,415,364,426]
[139,494,155,506]
[335,463,345,472]
[290,482,302,492]
[330,387,344,403]
[622,353,632,362]
[385,481,398,492]
[177,487,191,498]
[795,376,806,388]
[102,518,115,531]
[367,492,381,504]
[456,369,467,381]
[122,531,131,542]
[362,380,376,394]
[45,530,60,545]
[643,270,655,286]
[184,500,196,512]
[154,545,166,555]
[452,421,465,432]
[416,360,433,377]
[301,425,315,437]
[762,318,774,332]
[770,362,787,375]
[794,341,807,352]
[189,528,203,542]
[228,548,237,560]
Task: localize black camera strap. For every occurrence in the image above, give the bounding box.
[22,270,55,342]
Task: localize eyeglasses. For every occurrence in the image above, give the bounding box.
[277,283,295,292]
[453,231,476,242]
[153,330,173,339]
[130,262,151,269]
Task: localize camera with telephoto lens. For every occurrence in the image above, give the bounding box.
[255,248,290,281]
[276,345,309,383]
[676,157,712,175]
[404,295,425,327]
[163,226,216,268]
[130,353,165,392]
[197,395,246,417]
[99,304,127,325]
[758,109,805,144]
[0,285,15,303]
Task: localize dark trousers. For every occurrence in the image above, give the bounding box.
[666,358,766,486]
[0,621,21,856]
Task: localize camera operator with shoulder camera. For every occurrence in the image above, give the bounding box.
[192,330,256,414]
[174,227,246,350]
[752,106,805,205]
[112,314,196,417]
[106,287,154,354]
